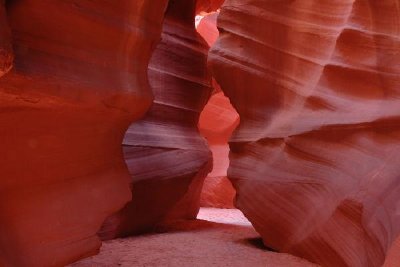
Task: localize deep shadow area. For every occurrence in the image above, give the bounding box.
[239,237,277,252]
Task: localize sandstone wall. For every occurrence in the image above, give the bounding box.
[209,1,400,266]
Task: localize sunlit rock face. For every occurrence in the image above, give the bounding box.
[197,12,238,209]
[209,1,400,266]
[99,0,213,240]
[0,1,167,266]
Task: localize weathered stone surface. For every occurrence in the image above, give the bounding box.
[209,1,400,266]
[99,0,213,240]
[0,1,167,266]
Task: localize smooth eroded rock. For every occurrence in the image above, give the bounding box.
[197,11,237,209]
[99,0,213,240]
[199,91,238,208]
[0,1,167,266]
[209,1,400,266]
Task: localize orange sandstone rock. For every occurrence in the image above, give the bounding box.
[209,1,400,266]
[199,91,238,208]
[197,11,237,209]
[0,1,167,266]
[196,0,225,14]
[99,0,213,240]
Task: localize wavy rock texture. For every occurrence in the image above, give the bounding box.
[99,0,213,240]
[209,1,400,266]
[197,12,237,208]
[0,1,167,266]
[0,0,13,76]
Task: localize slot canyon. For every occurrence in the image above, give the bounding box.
[0,0,399,267]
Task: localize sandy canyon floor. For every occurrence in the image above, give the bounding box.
[71,208,318,267]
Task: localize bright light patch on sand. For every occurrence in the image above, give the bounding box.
[198,207,252,226]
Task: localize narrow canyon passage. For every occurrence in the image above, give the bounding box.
[196,10,238,209]
[72,7,259,266]
[1,0,400,267]
[98,0,214,240]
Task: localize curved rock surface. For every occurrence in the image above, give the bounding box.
[196,11,219,47]
[197,11,237,209]
[0,1,167,266]
[99,0,213,240]
[209,1,400,266]
[199,91,238,209]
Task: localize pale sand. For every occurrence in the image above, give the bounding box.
[70,208,319,267]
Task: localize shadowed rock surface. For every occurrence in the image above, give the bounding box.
[196,0,225,14]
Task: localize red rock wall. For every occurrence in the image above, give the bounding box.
[196,0,224,14]
[197,12,237,209]
[0,1,167,266]
[99,0,213,240]
[199,90,238,209]
[209,1,400,266]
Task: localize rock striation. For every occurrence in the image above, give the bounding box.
[99,0,213,240]
[0,1,167,266]
[209,1,400,266]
